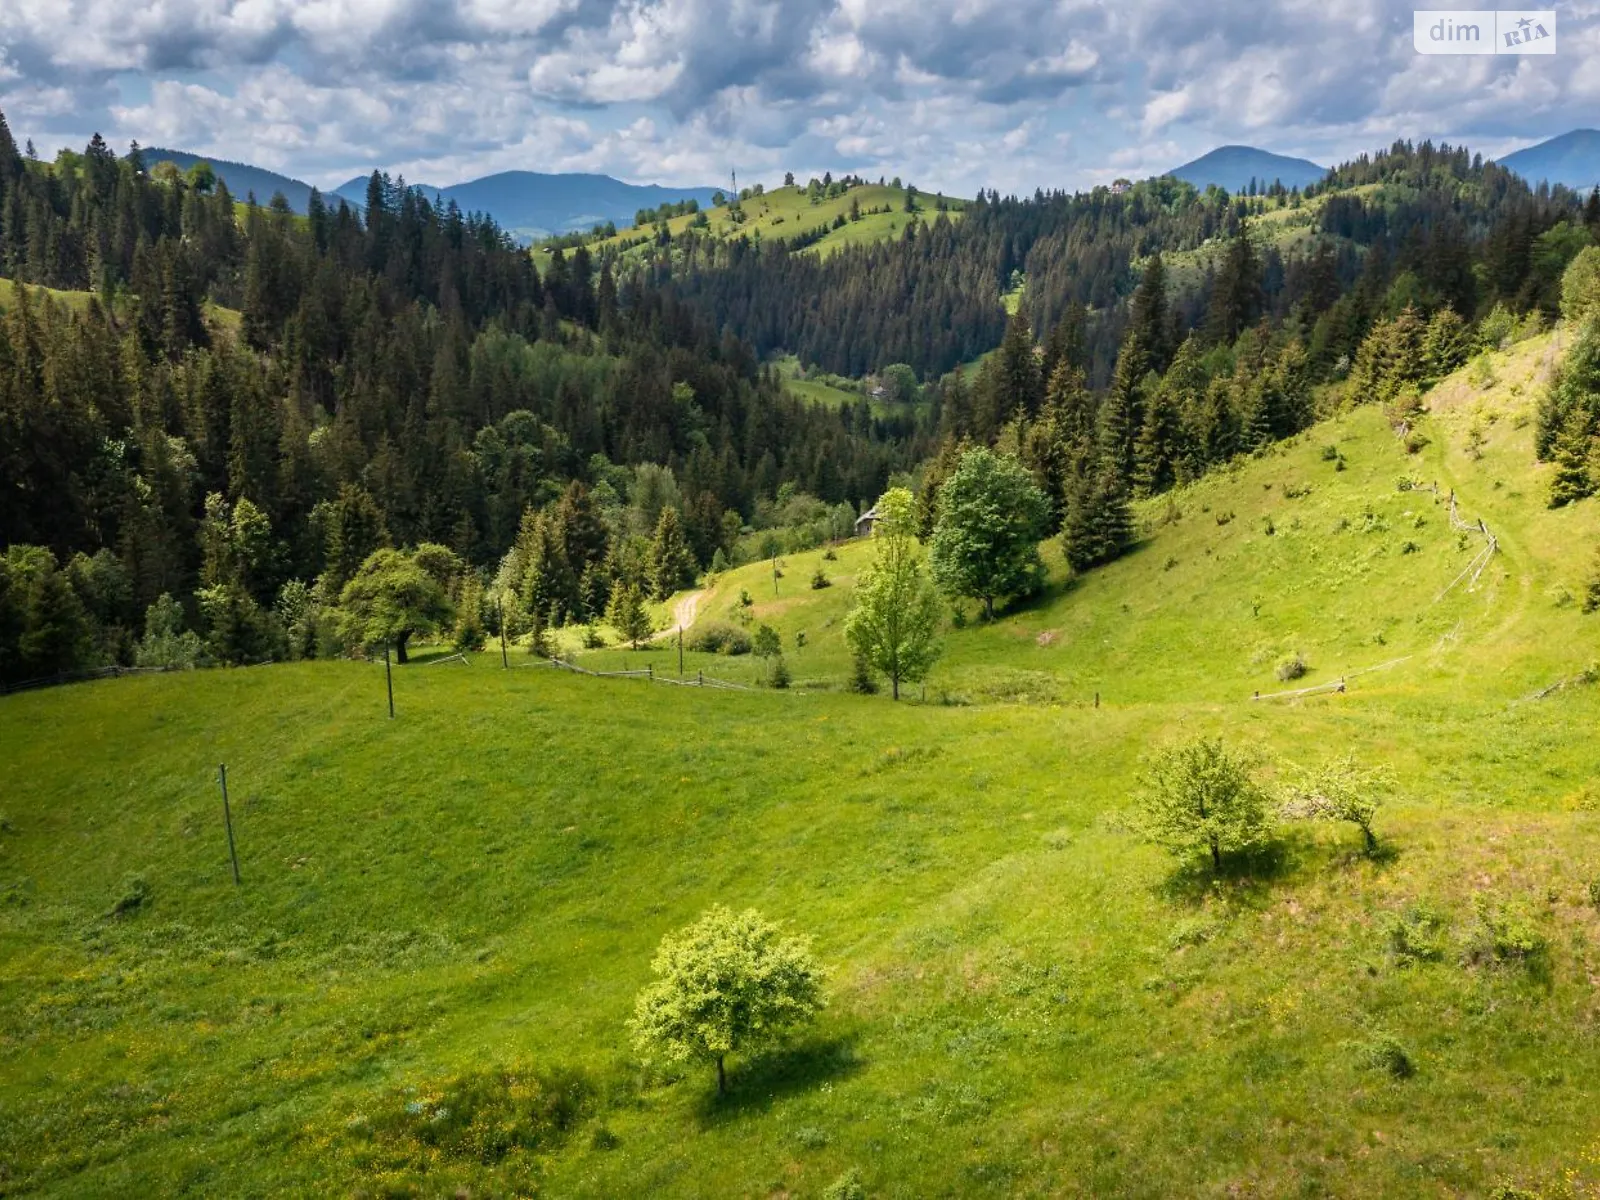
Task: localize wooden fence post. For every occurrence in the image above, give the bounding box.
[218,764,241,886]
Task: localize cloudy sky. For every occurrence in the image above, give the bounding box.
[0,0,1596,194]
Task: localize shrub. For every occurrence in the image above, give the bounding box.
[811,568,832,590]
[1275,653,1308,682]
[109,873,150,918]
[822,1169,867,1200]
[771,657,792,689]
[582,625,606,650]
[1352,1031,1415,1079]
[687,623,751,655]
[1381,904,1448,966]
[1320,444,1340,461]
[1136,737,1271,873]
[1465,897,1548,967]
[793,1125,830,1149]
[822,547,838,561]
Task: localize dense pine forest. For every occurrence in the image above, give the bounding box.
[2,106,1598,684]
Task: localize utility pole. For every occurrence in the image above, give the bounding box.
[218,764,241,885]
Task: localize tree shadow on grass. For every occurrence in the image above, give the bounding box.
[694,1034,864,1126]
[1155,827,1321,910]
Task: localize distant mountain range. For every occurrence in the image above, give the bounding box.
[1165,145,1328,193]
[142,147,721,243]
[1497,129,1600,192]
[332,171,721,243]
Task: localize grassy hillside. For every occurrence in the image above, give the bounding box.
[3,331,1600,1197]
[534,182,965,270]
[0,276,243,334]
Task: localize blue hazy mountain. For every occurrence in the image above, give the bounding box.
[1497,129,1600,192]
[333,170,723,242]
[1166,145,1328,193]
[143,149,341,213]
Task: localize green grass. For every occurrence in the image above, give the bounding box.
[534,184,965,270]
[0,277,98,314]
[0,276,244,335]
[4,330,1600,1196]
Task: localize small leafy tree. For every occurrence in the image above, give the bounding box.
[1584,544,1600,614]
[630,906,826,1094]
[930,448,1049,618]
[607,581,653,649]
[1137,737,1271,873]
[845,488,943,699]
[752,623,781,660]
[337,548,456,663]
[1281,754,1392,852]
[134,593,204,668]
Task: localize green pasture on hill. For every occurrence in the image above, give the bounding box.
[3,327,1600,1197]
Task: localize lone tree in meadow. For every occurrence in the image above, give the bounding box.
[630,906,826,1094]
[844,487,942,699]
[1281,754,1392,853]
[337,546,457,663]
[1138,737,1271,873]
[929,447,1050,619]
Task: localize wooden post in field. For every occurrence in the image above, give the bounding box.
[678,627,684,676]
[498,598,509,669]
[698,669,703,687]
[218,764,241,886]
[1094,691,1099,709]
[384,644,395,719]
[772,556,780,598]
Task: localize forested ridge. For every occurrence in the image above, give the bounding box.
[3,108,1599,684]
[0,110,915,681]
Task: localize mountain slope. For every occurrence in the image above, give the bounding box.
[1167,144,1328,193]
[5,327,1600,1197]
[1498,128,1600,191]
[143,148,335,213]
[334,170,722,242]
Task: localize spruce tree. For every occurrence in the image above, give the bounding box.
[649,507,696,600]
[1206,220,1263,345]
[1129,252,1171,374]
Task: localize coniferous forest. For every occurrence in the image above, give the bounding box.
[2,105,1599,683]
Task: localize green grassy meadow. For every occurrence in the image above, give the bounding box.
[3,331,1600,1197]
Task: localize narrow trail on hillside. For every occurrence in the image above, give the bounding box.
[669,590,702,634]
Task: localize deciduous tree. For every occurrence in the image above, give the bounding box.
[844,488,942,699]
[630,906,826,1094]
[930,447,1050,619]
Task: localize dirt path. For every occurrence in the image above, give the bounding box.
[670,590,703,634]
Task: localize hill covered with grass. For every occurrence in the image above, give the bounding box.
[536,180,965,270]
[3,326,1599,1197]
